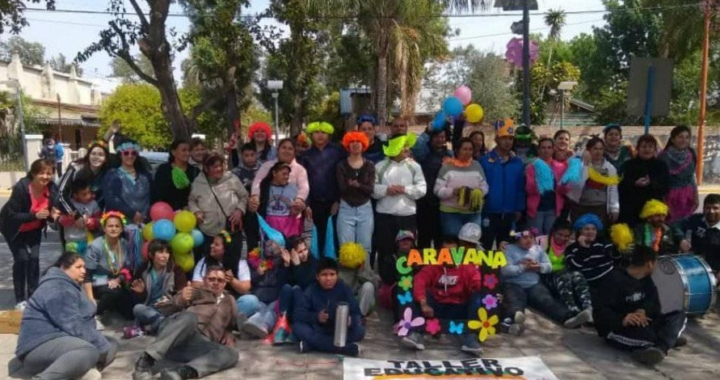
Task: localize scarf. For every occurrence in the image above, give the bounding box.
[588,164,620,186]
[171,166,191,189]
[443,157,472,168]
[663,147,695,176]
[549,236,566,258]
[644,224,664,252]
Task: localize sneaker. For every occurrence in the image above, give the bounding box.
[285,332,298,344]
[241,320,269,339]
[273,326,289,346]
[586,308,594,324]
[123,326,145,339]
[343,343,361,357]
[400,332,425,351]
[514,311,526,327]
[95,317,106,331]
[460,334,484,357]
[132,353,156,380]
[160,365,198,380]
[299,340,310,354]
[673,336,688,348]
[631,347,665,366]
[564,309,592,329]
[14,301,27,311]
[78,368,102,380]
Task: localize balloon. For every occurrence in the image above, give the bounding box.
[431,111,447,131]
[174,211,197,233]
[453,86,472,105]
[142,223,154,241]
[150,202,174,222]
[152,219,176,242]
[442,97,464,118]
[173,251,195,273]
[142,241,150,261]
[465,104,485,123]
[191,229,205,248]
[171,232,195,255]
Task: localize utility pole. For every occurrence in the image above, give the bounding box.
[696,0,711,185]
[522,0,531,127]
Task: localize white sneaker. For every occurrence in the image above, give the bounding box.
[564,309,592,328]
[14,301,27,311]
[78,368,102,380]
[514,311,526,327]
[95,317,106,331]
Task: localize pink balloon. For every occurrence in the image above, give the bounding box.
[142,241,150,261]
[453,86,472,106]
[150,202,174,222]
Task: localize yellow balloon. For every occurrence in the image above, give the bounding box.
[466,104,484,123]
[174,211,197,233]
[173,251,195,273]
[142,223,154,241]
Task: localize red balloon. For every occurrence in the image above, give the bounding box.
[150,202,174,222]
[142,241,150,261]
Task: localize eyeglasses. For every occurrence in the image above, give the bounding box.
[121,150,138,157]
[206,277,227,283]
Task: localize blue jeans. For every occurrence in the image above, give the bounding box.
[440,212,483,237]
[236,294,277,330]
[336,200,374,257]
[527,210,556,236]
[279,284,301,315]
[133,304,164,332]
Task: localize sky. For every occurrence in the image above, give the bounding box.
[9,0,607,84]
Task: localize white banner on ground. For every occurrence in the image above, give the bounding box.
[343,357,559,380]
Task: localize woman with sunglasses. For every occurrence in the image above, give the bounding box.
[102,139,152,225]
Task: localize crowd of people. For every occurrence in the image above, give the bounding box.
[1,116,718,380]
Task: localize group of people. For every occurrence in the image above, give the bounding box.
[1,115,718,380]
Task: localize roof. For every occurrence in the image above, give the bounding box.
[570,98,595,112]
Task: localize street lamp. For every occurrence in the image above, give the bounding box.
[557,81,578,130]
[0,79,28,171]
[267,80,283,141]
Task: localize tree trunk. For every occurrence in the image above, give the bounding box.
[153,63,191,140]
[376,51,389,127]
[291,89,304,137]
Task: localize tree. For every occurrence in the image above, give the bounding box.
[0,0,54,34]
[78,0,196,140]
[538,9,566,100]
[48,54,83,76]
[110,55,154,83]
[464,50,519,121]
[0,36,45,66]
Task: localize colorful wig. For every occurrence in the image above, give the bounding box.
[101,211,127,227]
[610,223,634,253]
[640,199,669,219]
[383,133,417,157]
[341,131,370,152]
[248,122,272,140]
[573,213,603,231]
[339,242,366,269]
[306,121,335,135]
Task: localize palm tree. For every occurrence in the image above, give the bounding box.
[539,8,566,100]
[308,0,482,126]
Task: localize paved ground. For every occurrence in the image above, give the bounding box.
[1,194,720,380]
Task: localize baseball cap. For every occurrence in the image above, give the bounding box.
[458,223,482,244]
[395,230,415,243]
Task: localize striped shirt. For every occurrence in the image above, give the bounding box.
[564,241,615,282]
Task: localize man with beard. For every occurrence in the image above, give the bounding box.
[632,200,690,256]
[674,194,720,283]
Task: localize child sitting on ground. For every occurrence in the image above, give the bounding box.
[401,237,484,357]
[565,214,618,286]
[543,220,593,319]
[293,258,364,356]
[337,242,379,322]
[593,245,687,366]
[57,178,101,255]
[129,239,187,336]
[273,235,316,345]
[383,230,418,322]
[501,228,592,335]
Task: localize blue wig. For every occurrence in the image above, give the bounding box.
[560,157,582,185]
[573,213,603,231]
[533,159,554,194]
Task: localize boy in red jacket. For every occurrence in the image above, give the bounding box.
[400,237,484,356]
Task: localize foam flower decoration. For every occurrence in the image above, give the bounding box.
[468,308,499,342]
[396,307,425,337]
[505,37,539,68]
[306,121,334,135]
[483,273,498,290]
[398,275,413,292]
[397,291,413,306]
[101,211,127,227]
[425,318,441,336]
[482,294,498,311]
[448,321,465,335]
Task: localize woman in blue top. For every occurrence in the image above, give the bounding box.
[102,139,152,225]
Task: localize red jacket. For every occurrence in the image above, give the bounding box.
[413,265,481,305]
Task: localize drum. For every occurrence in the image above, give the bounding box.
[651,254,717,316]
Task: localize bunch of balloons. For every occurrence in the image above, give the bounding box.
[433,86,485,130]
[142,202,202,272]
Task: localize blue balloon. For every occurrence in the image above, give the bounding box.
[153,219,177,242]
[442,96,463,117]
[191,229,204,248]
[431,111,446,130]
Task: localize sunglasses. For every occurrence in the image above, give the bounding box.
[206,277,227,284]
[121,150,138,157]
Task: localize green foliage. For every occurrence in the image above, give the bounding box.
[465,51,519,121]
[110,55,154,83]
[47,54,83,76]
[0,0,55,34]
[0,36,45,66]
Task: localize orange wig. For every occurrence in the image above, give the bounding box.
[248,122,272,140]
[342,131,370,152]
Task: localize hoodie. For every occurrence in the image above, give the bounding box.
[294,279,362,333]
[232,160,262,193]
[16,267,110,359]
[412,264,481,305]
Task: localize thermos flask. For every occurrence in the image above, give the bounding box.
[334,302,349,347]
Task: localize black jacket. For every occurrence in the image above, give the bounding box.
[591,268,662,337]
[0,177,58,242]
[619,158,670,226]
[152,163,199,211]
